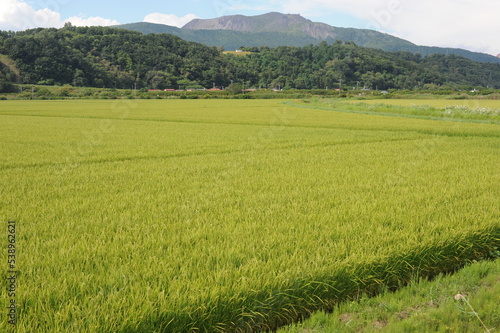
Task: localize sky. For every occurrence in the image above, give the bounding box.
[0,0,499,56]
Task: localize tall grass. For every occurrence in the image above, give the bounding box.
[0,100,499,332]
[298,99,500,124]
[279,258,500,332]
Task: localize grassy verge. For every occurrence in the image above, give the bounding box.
[291,99,500,124]
[279,257,500,332]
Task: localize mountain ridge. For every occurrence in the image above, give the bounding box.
[115,12,499,64]
[184,12,321,35]
[184,12,355,40]
[182,12,415,47]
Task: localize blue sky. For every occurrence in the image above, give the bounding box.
[2,0,499,56]
[22,0,366,29]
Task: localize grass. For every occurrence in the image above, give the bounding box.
[347,99,500,109]
[278,258,500,332]
[294,99,500,124]
[0,99,499,332]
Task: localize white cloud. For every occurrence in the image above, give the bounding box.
[144,13,198,28]
[0,0,61,30]
[0,0,120,30]
[65,15,120,27]
[384,1,500,56]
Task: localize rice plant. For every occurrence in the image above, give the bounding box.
[0,99,498,332]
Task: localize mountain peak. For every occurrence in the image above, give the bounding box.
[182,12,320,35]
[261,12,309,22]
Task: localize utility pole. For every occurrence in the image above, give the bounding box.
[339,79,342,95]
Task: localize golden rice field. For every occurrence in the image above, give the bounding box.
[0,99,499,332]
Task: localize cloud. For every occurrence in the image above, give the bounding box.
[144,13,198,28]
[385,1,500,56]
[65,15,120,27]
[0,0,120,30]
[0,0,61,30]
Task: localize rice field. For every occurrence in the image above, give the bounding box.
[1,99,499,332]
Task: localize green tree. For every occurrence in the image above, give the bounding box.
[225,82,243,94]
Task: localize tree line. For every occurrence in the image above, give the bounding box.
[1,25,499,92]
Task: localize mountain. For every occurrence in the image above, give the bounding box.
[183,12,334,37]
[115,22,320,49]
[115,12,500,64]
[1,26,500,91]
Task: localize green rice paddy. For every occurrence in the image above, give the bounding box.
[1,99,499,332]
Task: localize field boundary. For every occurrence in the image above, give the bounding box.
[137,227,500,332]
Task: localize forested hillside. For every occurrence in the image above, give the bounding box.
[0,26,226,90]
[0,25,499,91]
[234,44,500,90]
